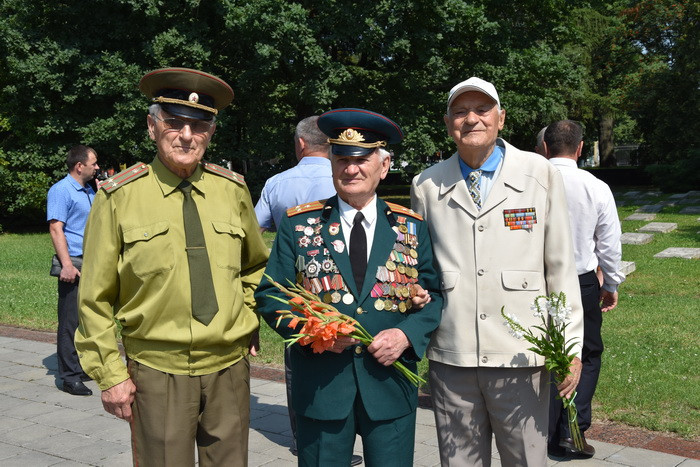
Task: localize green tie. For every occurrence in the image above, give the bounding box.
[179,180,219,325]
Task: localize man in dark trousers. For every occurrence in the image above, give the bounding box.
[47,144,99,396]
[256,108,442,466]
[544,119,624,458]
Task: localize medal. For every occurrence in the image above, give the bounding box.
[323,293,333,304]
[321,259,335,273]
[312,235,323,246]
[331,291,342,304]
[383,299,393,311]
[342,293,354,305]
[305,259,321,277]
[398,301,407,313]
[298,236,311,248]
[329,222,340,236]
[374,299,384,311]
[332,239,345,253]
[304,226,314,236]
[386,261,396,271]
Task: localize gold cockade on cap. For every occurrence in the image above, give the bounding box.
[328,128,387,148]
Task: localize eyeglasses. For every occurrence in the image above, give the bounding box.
[153,115,214,134]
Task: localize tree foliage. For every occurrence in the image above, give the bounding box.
[0,0,696,228]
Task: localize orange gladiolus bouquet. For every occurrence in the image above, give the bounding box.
[265,275,425,387]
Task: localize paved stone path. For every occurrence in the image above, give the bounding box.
[639,222,678,233]
[624,213,656,221]
[1,334,698,466]
[621,232,654,245]
[654,248,700,259]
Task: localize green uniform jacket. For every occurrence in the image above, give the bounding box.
[75,157,269,390]
[255,195,442,421]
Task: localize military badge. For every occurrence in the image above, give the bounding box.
[329,222,340,236]
[503,207,537,230]
[332,239,345,253]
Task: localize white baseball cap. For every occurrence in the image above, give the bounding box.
[446,77,500,112]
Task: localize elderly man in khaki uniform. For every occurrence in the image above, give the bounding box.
[75,68,268,466]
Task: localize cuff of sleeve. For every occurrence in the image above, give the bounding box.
[91,358,130,391]
[602,283,617,293]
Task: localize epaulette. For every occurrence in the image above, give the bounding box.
[202,161,245,185]
[99,162,149,193]
[386,201,423,221]
[286,200,326,217]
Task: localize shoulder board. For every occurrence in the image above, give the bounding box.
[286,200,326,217]
[202,161,245,185]
[385,201,424,221]
[99,163,149,193]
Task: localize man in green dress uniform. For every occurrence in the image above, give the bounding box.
[75,68,269,466]
[255,108,443,466]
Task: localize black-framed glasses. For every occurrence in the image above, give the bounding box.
[153,115,214,134]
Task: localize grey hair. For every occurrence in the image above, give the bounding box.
[295,116,328,150]
[377,148,391,162]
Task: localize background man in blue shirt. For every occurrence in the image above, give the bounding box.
[254,116,351,461]
[255,116,336,232]
[47,144,99,396]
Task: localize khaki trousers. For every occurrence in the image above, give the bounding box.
[129,358,250,467]
[429,362,549,467]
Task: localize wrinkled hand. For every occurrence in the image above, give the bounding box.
[327,335,359,353]
[102,378,137,422]
[59,264,80,283]
[600,290,618,312]
[367,328,410,366]
[249,330,260,357]
[410,285,432,309]
[557,357,582,399]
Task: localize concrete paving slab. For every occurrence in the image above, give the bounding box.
[636,204,664,213]
[623,191,643,197]
[0,442,30,461]
[678,459,700,467]
[0,449,69,466]
[91,450,132,467]
[639,222,677,233]
[620,261,636,276]
[680,206,700,214]
[607,446,686,466]
[624,213,657,221]
[621,232,654,244]
[654,248,700,259]
[668,193,688,199]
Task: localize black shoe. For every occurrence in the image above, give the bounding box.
[350,454,363,466]
[547,442,567,458]
[62,381,93,396]
[560,436,595,458]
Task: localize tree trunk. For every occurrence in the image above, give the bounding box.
[599,114,616,167]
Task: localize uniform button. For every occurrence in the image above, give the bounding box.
[477,269,485,276]
[478,225,484,232]
[143,233,149,237]
[354,346,363,355]
[480,313,487,320]
[481,356,488,363]
[356,307,363,314]
[522,281,528,288]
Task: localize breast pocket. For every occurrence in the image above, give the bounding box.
[211,221,245,271]
[122,221,173,277]
[501,270,542,291]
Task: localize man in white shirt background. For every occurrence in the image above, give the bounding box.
[542,119,625,458]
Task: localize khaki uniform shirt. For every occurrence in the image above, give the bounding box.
[76,157,269,390]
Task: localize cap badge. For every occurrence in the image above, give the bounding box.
[339,128,365,143]
[188,92,199,103]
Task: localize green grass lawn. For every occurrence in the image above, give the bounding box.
[1,192,698,438]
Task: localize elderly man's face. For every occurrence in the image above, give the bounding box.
[444,91,505,154]
[331,150,390,208]
[147,109,215,177]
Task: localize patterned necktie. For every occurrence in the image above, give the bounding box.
[468,170,483,210]
[349,211,367,293]
[179,180,219,325]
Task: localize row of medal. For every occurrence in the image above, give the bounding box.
[370,216,421,313]
[292,215,422,313]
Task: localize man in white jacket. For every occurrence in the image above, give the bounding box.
[411,77,584,466]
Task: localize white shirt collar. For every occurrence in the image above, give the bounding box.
[338,195,377,228]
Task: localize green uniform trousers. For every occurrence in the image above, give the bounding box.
[129,357,250,467]
[296,393,416,467]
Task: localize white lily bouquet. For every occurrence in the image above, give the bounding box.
[501,291,584,451]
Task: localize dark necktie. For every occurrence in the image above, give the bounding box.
[179,180,219,325]
[349,211,367,293]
